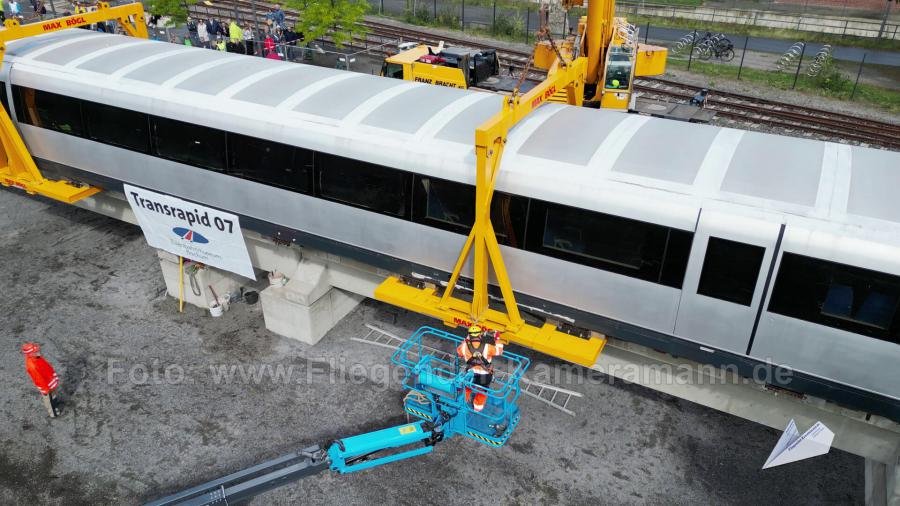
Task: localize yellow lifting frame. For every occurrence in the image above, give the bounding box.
[0,2,148,203]
[376,57,608,367]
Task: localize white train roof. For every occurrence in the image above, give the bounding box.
[6,30,900,242]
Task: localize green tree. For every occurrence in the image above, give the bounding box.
[284,0,369,48]
[143,0,198,25]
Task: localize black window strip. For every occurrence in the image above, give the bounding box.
[13,84,702,292]
[747,224,785,354]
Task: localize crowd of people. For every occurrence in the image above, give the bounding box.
[2,0,48,22]
[177,5,307,61]
[4,2,307,62]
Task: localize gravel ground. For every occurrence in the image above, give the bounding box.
[0,188,866,505]
[368,16,900,125]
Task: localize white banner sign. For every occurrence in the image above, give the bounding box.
[124,184,255,279]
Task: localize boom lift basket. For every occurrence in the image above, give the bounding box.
[391,326,529,447]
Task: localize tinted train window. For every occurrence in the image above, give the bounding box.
[151,116,226,171]
[0,82,9,117]
[769,253,900,343]
[317,153,411,218]
[412,176,527,247]
[83,101,150,153]
[12,86,83,136]
[228,133,312,193]
[697,237,765,306]
[526,201,692,288]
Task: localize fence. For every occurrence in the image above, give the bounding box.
[617,2,900,39]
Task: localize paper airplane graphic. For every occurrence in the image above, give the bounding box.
[762,419,835,469]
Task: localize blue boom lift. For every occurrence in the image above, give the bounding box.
[147,326,530,505]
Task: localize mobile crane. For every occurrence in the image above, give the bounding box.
[0,2,148,203]
[146,327,531,505]
[381,0,667,111]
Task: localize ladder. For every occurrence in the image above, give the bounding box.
[353,324,584,416]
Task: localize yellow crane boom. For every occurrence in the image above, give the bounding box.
[0,2,148,203]
[375,56,607,367]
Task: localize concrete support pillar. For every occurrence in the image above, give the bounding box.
[157,250,245,310]
[259,257,363,345]
[866,454,900,506]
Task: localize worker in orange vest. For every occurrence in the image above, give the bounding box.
[456,325,504,412]
[22,343,62,418]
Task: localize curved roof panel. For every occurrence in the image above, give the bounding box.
[6,30,899,234]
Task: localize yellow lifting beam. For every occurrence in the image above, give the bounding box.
[0,2,148,203]
[376,56,607,367]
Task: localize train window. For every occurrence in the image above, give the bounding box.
[317,153,411,218]
[697,237,765,306]
[411,176,527,247]
[228,133,312,193]
[12,86,84,136]
[769,253,900,343]
[525,200,692,288]
[0,82,9,117]
[151,116,227,172]
[82,101,150,153]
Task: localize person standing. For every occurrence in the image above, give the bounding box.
[456,326,504,412]
[22,343,62,418]
[242,23,253,55]
[197,18,209,48]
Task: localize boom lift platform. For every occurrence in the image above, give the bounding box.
[375,46,607,368]
[0,2,148,203]
[147,327,530,505]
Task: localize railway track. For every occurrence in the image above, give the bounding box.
[635,78,900,150]
[188,1,899,150]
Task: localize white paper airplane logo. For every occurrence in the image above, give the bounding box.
[762,419,835,469]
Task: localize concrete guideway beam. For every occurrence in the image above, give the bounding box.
[75,191,900,479]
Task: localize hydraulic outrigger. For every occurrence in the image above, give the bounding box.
[375,50,607,367]
[0,2,148,203]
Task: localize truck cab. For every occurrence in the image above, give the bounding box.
[381,44,502,90]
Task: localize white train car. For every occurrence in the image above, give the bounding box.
[4,30,898,420]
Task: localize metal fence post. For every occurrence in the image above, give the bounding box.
[644,21,649,43]
[791,42,806,90]
[525,7,530,44]
[851,53,866,99]
[687,29,697,71]
[492,0,496,34]
[737,35,749,79]
[381,0,384,15]
[461,0,465,31]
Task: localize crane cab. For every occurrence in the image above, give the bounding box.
[599,47,636,110]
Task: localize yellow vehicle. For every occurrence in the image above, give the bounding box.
[381,0,667,110]
[381,44,532,93]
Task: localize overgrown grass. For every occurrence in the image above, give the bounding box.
[666,56,900,113]
[386,5,533,43]
[627,14,900,51]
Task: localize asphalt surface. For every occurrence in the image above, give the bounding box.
[0,187,866,505]
[376,0,900,66]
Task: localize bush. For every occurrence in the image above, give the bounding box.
[493,11,524,38]
[810,58,852,93]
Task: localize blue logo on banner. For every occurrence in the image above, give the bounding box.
[173,227,209,244]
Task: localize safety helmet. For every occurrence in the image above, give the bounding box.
[467,325,482,339]
[21,343,40,356]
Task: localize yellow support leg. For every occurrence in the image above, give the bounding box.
[375,56,607,367]
[0,2,149,204]
[0,107,100,203]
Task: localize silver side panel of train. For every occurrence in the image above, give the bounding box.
[4,31,899,402]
